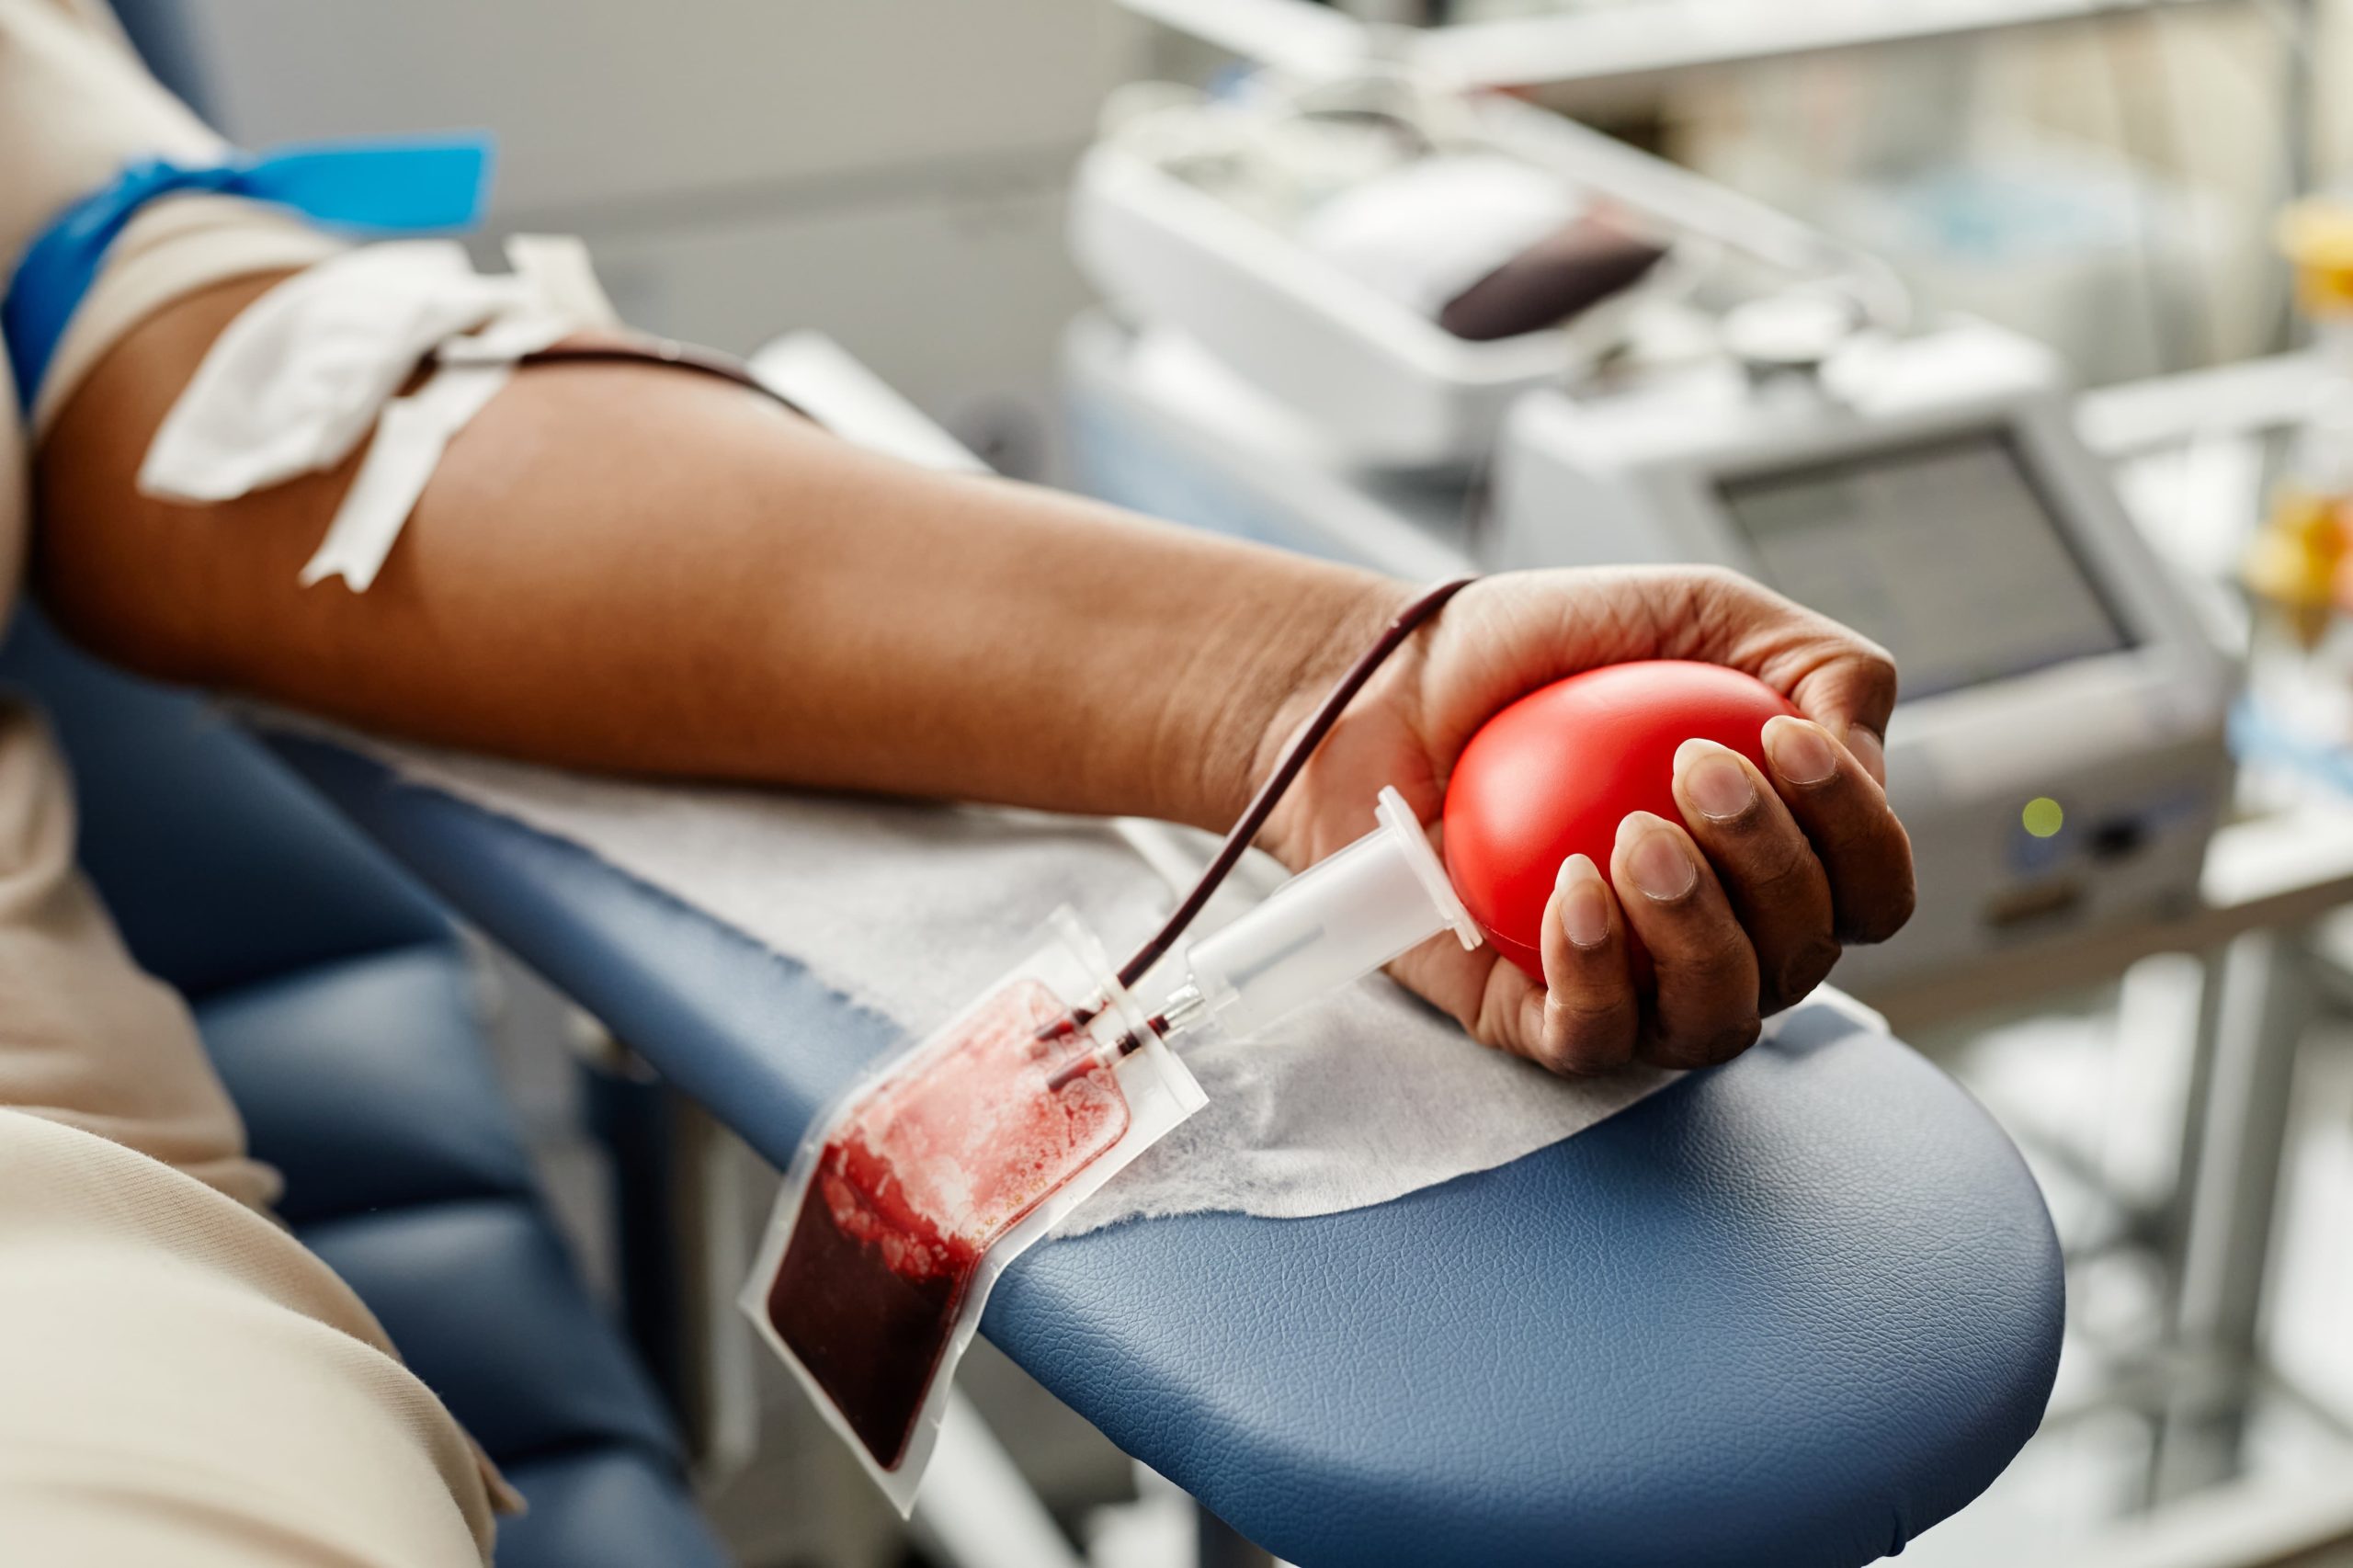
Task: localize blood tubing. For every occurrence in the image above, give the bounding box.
[1050,666,1805,1085]
[1442,660,1798,978]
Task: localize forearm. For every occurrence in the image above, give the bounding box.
[33,273,1404,831]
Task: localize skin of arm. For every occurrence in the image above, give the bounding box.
[33,270,1914,1074]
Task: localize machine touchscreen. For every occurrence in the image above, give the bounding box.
[1718,432,2131,701]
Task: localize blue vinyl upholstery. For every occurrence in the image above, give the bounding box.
[196,944,537,1224]
[495,1447,735,1568]
[301,1198,680,1463]
[0,613,730,1568]
[6,612,449,999]
[268,726,2064,1567]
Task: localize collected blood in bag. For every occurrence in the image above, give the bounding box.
[747,916,1202,1509]
[763,980,1128,1467]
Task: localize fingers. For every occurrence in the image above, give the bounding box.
[1839,722,1890,790]
[1792,651,1897,790]
[1608,812,1762,1070]
[1760,715,1916,945]
[1518,852,1640,1074]
[1670,738,1839,1014]
[1683,568,1898,787]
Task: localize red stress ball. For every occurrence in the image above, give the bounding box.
[1442,661,1799,980]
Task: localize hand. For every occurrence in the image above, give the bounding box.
[1257,567,1915,1075]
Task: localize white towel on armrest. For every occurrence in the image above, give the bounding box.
[276,725,1877,1235]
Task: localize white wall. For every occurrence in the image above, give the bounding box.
[179,0,1153,477]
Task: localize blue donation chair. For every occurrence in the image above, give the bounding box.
[0,611,733,1568]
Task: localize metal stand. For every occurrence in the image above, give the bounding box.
[2154,926,2317,1497]
[578,1022,760,1483]
[911,1392,1088,1568]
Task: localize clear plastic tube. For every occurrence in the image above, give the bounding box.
[1171,786,1480,1039]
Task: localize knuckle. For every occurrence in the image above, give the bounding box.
[1647,956,1760,1065]
[1651,1010,1762,1070]
[1676,566,1756,637]
[1544,987,1630,1045]
[1850,645,1899,705]
[1539,1040,1619,1078]
[1702,1014,1765,1065]
[1657,934,1755,994]
[1765,931,1842,1010]
[1474,973,1535,1052]
[1731,820,1819,894]
[1688,562,1752,601]
[1540,987,1636,1072]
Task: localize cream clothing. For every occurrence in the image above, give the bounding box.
[1,2,498,1562]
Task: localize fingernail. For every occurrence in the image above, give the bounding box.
[1676,738,1756,821]
[1764,715,1837,786]
[1617,812,1698,902]
[1843,723,1887,785]
[1557,853,1610,949]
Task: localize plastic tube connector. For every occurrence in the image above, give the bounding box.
[1177,786,1481,1040]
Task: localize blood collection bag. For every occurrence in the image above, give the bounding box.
[742,910,1204,1511]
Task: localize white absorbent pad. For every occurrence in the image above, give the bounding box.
[301,731,1860,1234]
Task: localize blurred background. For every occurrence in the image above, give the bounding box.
[131,0,2353,477]
[104,2,2353,1564]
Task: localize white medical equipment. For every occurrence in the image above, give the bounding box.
[1491,321,2234,989]
[1073,75,1902,469]
[1064,75,2235,993]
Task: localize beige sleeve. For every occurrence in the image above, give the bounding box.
[0,0,313,1206]
[0,1109,501,1566]
[0,701,280,1210]
[0,10,502,1561]
[0,0,343,604]
[0,705,505,1565]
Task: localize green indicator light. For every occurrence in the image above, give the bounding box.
[2022,797,2064,838]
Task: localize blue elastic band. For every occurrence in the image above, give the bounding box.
[4,133,494,415]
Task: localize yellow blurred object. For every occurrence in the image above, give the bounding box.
[2245,486,2346,648]
[2246,200,2353,648]
[2279,199,2353,321]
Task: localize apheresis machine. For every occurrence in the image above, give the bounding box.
[1065,67,2235,994]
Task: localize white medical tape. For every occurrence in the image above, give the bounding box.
[501,233,621,329]
[139,233,621,591]
[296,359,510,591]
